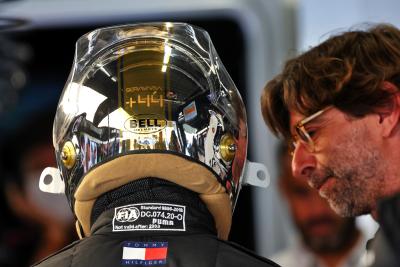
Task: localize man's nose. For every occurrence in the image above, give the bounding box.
[291,142,316,181]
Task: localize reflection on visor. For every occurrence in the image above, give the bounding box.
[53,23,253,209]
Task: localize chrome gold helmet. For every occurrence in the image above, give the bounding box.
[40,22,269,239]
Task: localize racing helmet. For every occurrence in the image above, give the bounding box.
[39,22,269,239]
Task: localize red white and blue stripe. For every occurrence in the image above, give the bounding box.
[122,241,168,265]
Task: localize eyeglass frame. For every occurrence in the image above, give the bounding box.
[289,106,333,154]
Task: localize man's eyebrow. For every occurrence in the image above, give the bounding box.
[306,113,333,129]
[306,115,324,125]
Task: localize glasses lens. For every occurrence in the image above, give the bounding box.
[295,126,308,142]
[295,126,314,151]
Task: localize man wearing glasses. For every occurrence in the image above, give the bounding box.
[261,23,400,267]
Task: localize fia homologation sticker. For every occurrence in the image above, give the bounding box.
[113,203,186,232]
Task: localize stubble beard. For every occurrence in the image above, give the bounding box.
[313,124,385,217]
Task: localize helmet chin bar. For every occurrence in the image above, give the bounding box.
[39,167,65,194]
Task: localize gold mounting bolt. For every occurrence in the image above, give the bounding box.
[220,134,236,162]
[61,141,76,169]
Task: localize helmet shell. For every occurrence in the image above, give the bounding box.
[53,22,248,213]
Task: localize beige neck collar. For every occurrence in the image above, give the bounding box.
[74,153,232,240]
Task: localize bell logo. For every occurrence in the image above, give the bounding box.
[124,115,167,134]
[130,119,165,128]
[115,207,140,222]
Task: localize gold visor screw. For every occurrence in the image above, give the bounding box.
[61,141,76,169]
[220,134,236,162]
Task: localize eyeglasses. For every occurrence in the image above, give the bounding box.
[289,106,332,155]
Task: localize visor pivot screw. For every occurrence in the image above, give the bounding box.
[61,141,76,170]
[220,134,236,162]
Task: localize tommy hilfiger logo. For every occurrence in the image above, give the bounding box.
[122,241,168,266]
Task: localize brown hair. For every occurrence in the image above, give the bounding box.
[261,23,400,139]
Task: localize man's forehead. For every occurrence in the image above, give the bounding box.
[289,110,305,125]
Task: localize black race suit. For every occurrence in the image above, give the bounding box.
[33,178,280,267]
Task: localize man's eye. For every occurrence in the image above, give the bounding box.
[306,129,317,138]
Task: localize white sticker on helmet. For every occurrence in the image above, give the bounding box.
[242,160,270,188]
[39,167,65,194]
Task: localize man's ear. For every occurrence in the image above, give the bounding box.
[379,81,400,138]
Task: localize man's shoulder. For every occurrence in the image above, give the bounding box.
[32,240,80,267]
[31,235,281,267]
[216,239,281,267]
[366,229,398,267]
